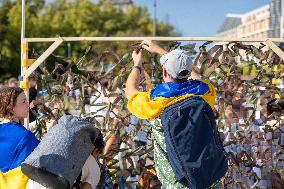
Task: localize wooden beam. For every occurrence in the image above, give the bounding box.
[25,37,284,43]
[24,37,64,78]
[25,38,58,42]
[265,39,284,61]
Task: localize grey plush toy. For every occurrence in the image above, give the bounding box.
[22,115,100,189]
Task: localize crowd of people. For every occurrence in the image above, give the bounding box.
[0,40,284,189]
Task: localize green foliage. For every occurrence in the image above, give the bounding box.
[0,0,175,82]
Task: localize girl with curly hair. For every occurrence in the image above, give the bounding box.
[0,87,39,189]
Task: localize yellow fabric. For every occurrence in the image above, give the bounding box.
[128,80,216,120]
[0,167,28,189]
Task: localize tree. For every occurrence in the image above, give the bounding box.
[0,0,176,82]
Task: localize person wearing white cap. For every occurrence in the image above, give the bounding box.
[125,40,220,188]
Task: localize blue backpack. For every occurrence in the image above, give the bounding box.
[161,96,228,189]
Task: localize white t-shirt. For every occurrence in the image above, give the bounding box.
[81,155,101,189]
[26,179,48,189]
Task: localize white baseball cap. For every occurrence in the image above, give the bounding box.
[160,49,192,79]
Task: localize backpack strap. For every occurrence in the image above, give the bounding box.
[71,171,82,189]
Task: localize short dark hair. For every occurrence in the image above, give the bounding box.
[94,129,105,151]
[28,75,36,81]
[0,87,24,119]
[169,70,190,83]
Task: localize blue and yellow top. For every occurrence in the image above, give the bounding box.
[128,79,216,120]
[0,122,39,189]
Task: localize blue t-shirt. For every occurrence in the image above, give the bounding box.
[0,122,39,173]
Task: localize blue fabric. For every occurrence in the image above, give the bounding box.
[0,122,39,173]
[150,80,209,99]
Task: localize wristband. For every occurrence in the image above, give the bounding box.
[132,66,142,74]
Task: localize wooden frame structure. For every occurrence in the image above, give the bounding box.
[22,36,284,78]
[20,36,284,128]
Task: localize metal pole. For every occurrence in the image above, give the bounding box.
[21,0,30,128]
[21,0,25,77]
[153,0,157,36]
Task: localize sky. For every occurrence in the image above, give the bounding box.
[45,0,269,37]
[133,0,269,36]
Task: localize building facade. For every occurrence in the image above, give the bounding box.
[217,5,270,38]
[269,0,282,37]
[239,5,270,38]
[217,0,284,38]
[217,14,242,38]
[107,0,133,11]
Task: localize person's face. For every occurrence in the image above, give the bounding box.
[13,92,29,120]
[29,79,36,87]
[68,84,74,90]
[9,81,19,88]
[51,101,61,110]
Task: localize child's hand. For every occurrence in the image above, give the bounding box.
[46,119,57,131]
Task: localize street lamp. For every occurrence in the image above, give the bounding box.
[21,0,25,77]
[153,0,157,36]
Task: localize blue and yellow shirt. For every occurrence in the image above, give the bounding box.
[0,122,39,189]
